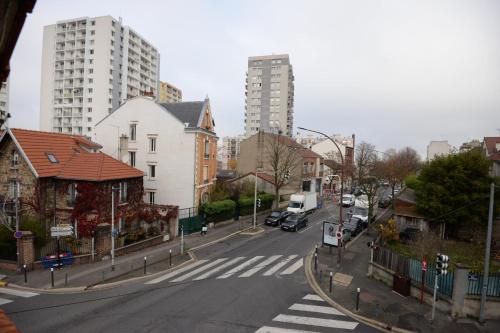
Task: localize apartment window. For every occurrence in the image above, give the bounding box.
[147,191,155,205]
[8,181,19,198]
[67,183,77,206]
[91,30,95,35]
[88,78,93,84]
[130,124,137,141]
[203,166,209,183]
[89,49,94,55]
[11,150,19,168]
[129,151,136,167]
[204,139,210,159]
[87,107,92,112]
[91,20,95,26]
[119,181,128,202]
[88,69,93,74]
[148,165,156,179]
[87,98,92,103]
[149,137,157,152]
[88,88,93,93]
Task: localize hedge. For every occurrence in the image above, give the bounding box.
[238,193,275,216]
[203,199,236,223]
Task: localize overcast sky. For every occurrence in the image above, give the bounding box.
[7,0,500,157]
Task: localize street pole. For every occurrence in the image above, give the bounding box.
[479,182,495,323]
[15,178,19,269]
[253,170,258,229]
[431,273,438,321]
[181,226,184,255]
[111,188,115,271]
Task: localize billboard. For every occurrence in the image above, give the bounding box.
[323,221,340,247]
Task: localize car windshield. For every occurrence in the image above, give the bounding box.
[342,195,352,200]
[286,215,299,222]
[288,202,301,208]
[353,207,368,216]
[270,212,281,217]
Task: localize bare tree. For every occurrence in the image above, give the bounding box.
[265,133,302,209]
[355,141,377,183]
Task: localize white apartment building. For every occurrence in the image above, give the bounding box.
[40,16,160,136]
[0,79,9,128]
[245,54,294,137]
[427,140,452,161]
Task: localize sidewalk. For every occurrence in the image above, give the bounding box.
[1,212,268,292]
[309,231,500,333]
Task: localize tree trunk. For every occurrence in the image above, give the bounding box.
[274,188,280,210]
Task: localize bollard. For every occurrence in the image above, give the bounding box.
[356,288,360,311]
[169,249,172,267]
[23,264,27,284]
[315,244,318,254]
[51,268,54,288]
[144,256,147,275]
[65,273,68,287]
[314,253,318,272]
[329,272,333,293]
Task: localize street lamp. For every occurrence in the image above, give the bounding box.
[298,127,345,267]
[111,185,120,271]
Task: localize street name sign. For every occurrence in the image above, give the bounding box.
[51,224,73,237]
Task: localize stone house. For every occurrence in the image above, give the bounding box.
[94,96,218,210]
[237,132,324,200]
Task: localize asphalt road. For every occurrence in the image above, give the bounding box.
[1,202,381,333]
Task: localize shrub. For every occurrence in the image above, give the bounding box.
[238,193,275,216]
[379,218,399,245]
[0,225,16,260]
[20,216,48,249]
[203,199,236,223]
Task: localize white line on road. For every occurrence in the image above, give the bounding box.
[255,326,320,333]
[239,255,283,277]
[193,257,246,281]
[262,255,298,276]
[273,314,358,330]
[280,258,303,275]
[289,303,345,316]
[145,260,209,284]
[0,298,13,305]
[302,294,324,302]
[216,256,264,279]
[0,288,38,297]
[171,258,228,282]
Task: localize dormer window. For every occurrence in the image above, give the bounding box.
[46,153,59,164]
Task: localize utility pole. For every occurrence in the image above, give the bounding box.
[111,185,119,271]
[479,182,495,323]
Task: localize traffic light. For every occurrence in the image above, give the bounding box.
[436,253,449,275]
[257,198,262,208]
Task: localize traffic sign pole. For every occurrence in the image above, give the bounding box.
[420,257,427,304]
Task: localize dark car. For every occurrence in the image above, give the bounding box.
[399,228,420,243]
[265,211,291,227]
[343,217,363,237]
[281,213,308,232]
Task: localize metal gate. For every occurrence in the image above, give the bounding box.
[178,207,203,235]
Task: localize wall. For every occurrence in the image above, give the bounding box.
[94,97,195,209]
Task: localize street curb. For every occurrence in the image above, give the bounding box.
[304,248,414,333]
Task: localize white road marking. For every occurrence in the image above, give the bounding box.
[239,255,282,277]
[255,326,320,333]
[262,255,298,276]
[302,294,324,302]
[280,258,303,275]
[171,258,228,282]
[289,303,345,316]
[0,288,38,298]
[145,260,209,284]
[193,257,246,281]
[0,298,13,306]
[273,314,358,330]
[216,256,264,279]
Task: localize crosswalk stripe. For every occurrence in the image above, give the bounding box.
[216,256,265,279]
[239,255,283,277]
[0,288,38,298]
[273,314,358,330]
[289,303,345,316]
[171,258,228,282]
[145,260,209,284]
[193,257,246,281]
[0,298,13,306]
[302,294,324,302]
[280,258,303,275]
[262,255,298,276]
[255,326,320,333]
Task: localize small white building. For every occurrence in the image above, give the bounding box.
[93,96,217,210]
[427,140,452,161]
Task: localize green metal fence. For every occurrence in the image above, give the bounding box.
[467,272,500,297]
[178,207,203,235]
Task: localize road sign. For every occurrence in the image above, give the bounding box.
[13,231,23,239]
[336,231,342,239]
[51,225,73,237]
[468,274,479,281]
[422,260,427,271]
[322,221,340,247]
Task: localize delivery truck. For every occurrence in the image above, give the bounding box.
[287,192,317,214]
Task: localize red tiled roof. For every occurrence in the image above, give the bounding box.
[7,128,143,181]
[484,137,500,161]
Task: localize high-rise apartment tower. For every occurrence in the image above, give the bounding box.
[40,16,160,135]
[244,54,294,137]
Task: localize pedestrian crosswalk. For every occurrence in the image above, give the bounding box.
[255,293,359,332]
[146,255,304,284]
[0,287,39,307]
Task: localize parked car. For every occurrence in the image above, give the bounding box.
[399,228,420,243]
[343,218,363,237]
[341,194,355,207]
[265,211,291,227]
[281,213,308,232]
[341,228,352,243]
[378,196,392,208]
